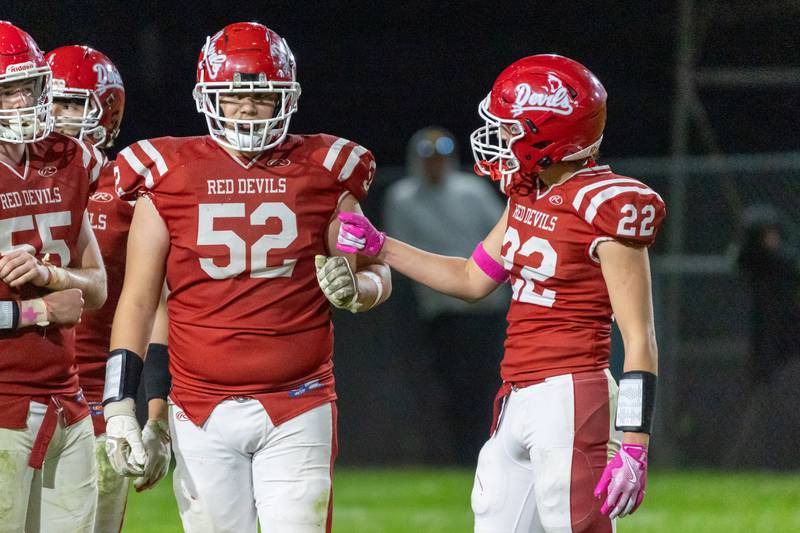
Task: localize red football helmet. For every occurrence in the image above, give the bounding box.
[45,45,125,148]
[0,21,53,143]
[193,22,301,152]
[471,54,607,189]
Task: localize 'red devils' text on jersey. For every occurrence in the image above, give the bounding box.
[500,165,666,383]
[0,133,103,428]
[74,160,133,433]
[115,134,375,426]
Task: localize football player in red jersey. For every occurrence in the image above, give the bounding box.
[101,22,390,533]
[0,21,107,533]
[46,44,172,532]
[338,55,665,532]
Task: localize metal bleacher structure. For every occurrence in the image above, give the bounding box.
[615,0,800,466]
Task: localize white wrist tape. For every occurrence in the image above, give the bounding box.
[360,271,384,304]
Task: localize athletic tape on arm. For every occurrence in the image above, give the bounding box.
[471,242,509,284]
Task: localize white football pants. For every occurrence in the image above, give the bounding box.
[0,401,97,533]
[92,433,129,533]
[169,398,336,533]
[471,370,621,533]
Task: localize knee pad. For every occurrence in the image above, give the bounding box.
[471,438,508,518]
[0,450,28,521]
[260,477,331,531]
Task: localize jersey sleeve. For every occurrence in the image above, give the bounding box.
[69,137,105,194]
[114,139,170,201]
[319,136,376,202]
[573,178,666,246]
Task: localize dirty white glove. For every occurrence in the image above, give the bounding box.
[134,419,171,492]
[315,255,361,313]
[104,398,145,476]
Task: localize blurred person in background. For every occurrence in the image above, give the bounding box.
[46,45,171,532]
[736,204,800,385]
[726,204,800,468]
[383,126,507,465]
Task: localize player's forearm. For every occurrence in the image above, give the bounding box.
[381,238,489,302]
[619,332,657,448]
[353,263,391,311]
[621,330,658,375]
[53,266,107,310]
[110,292,159,357]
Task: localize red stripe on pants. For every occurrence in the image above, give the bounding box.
[325,402,338,533]
[570,371,613,533]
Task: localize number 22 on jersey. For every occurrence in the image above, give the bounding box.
[197,202,298,280]
[501,226,557,308]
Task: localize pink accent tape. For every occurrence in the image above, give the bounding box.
[472,242,508,284]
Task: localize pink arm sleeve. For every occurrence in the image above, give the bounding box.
[471,242,508,284]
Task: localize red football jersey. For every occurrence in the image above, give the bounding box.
[75,160,133,405]
[500,165,666,383]
[0,133,103,428]
[115,134,375,425]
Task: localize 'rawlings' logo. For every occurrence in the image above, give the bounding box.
[512,75,574,117]
[93,63,123,94]
[6,62,35,74]
[90,191,114,202]
[38,166,57,177]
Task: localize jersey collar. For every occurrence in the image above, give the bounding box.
[0,145,30,181]
[536,164,612,200]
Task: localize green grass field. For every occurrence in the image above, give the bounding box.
[123,468,800,532]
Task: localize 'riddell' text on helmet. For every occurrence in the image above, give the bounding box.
[0,21,53,144]
[46,45,125,149]
[193,22,301,153]
[471,54,607,191]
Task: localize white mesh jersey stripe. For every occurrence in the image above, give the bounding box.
[338,145,368,182]
[138,140,169,176]
[571,176,642,212]
[322,137,349,171]
[118,146,156,189]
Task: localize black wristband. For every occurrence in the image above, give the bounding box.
[102,349,144,405]
[615,371,657,434]
[143,343,171,402]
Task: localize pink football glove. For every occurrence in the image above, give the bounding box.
[336,212,386,257]
[594,444,648,520]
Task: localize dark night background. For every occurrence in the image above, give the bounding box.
[10,1,799,165]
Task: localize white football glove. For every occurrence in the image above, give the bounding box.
[134,419,171,492]
[315,255,361,313]
[104,398,146,477]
